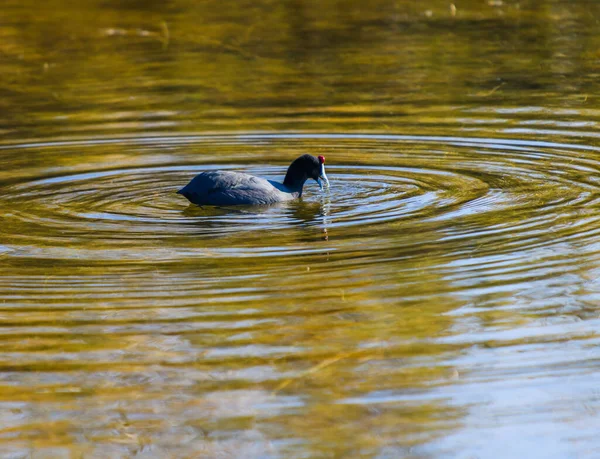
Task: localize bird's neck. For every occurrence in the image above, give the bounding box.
[283,172,307,193]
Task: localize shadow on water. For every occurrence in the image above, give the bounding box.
[182,195,328,226]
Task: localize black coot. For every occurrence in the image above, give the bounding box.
[177,154,329,206]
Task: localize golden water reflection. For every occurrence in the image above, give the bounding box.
[2,0,600,457]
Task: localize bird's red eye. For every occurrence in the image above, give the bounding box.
[318,155,325,164]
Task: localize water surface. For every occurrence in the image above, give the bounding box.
[2,1,600,457]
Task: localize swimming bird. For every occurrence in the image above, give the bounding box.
[177,154,329,206]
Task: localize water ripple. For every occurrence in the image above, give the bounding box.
[1,133,599,267]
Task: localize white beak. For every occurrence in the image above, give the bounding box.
[317,163,330,190]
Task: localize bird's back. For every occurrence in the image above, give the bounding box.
[178,171,294,206]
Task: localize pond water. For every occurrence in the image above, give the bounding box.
[2,0,600,457]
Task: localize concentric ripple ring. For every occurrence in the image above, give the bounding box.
[0,133,598,263]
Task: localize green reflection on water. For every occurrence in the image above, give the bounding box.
[2,0,600,140]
